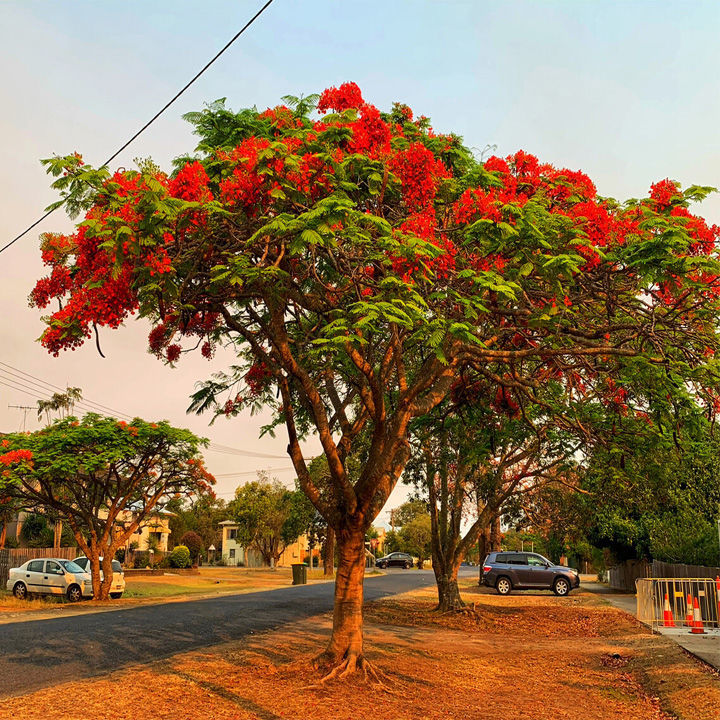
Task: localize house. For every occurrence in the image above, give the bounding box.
[4,507,172,553]
[219,520,311,567]
[120,507,173,553]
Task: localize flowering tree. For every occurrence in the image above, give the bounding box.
[0,415,213,599]
[30,82,720,675]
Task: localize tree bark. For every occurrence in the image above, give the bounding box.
[323,526,335,577]
[0,522,6,549]
[490,514,502,551]
[89,549,104,600]
[317,525,366,670]
[100,552,116,599]
[478,524,491,561]
[433,556,464,611]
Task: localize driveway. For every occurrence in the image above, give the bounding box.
[0,568,446,699]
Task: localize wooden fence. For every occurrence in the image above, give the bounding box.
[608,559,720,593]
[608,559,650,592]
[651,560,720,580]
[0,547,77,588]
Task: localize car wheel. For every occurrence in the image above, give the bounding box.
[404,561,412,569]
[496,576,512,595]
[110,592,123,599]
[553,577,571,596]
[13,582,27,600]
[380,562,387,569]
[66,584,82,603]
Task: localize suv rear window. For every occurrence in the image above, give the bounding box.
[494,554,510,563]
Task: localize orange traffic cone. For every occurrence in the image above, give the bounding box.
[691,597,706,634]
[662,594,675,627]
[686,595,694,627]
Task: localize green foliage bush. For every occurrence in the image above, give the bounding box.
[168,545,191,568]
[180,530,203,561]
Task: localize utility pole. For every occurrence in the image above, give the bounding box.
[9,405,34,432]
[390,508,395,532]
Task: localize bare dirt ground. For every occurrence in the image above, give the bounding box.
[1,578,719,720]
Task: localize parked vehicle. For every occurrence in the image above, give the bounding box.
[375,552,414,569]
[73,556,126,599]
[6,558,93,602]
[480,551,580,596]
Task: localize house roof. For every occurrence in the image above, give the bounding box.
[219,520,239,526]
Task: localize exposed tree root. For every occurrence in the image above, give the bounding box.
[436,601,481,618]
[310,652,393,692]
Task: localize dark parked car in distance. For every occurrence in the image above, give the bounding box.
[375,552,414,569]
[481,551,580,596]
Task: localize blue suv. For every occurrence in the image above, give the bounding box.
[481,551,580,596]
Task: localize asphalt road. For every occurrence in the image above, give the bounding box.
[0,568,451,699]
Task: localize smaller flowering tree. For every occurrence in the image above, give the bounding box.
[0,415,213,599]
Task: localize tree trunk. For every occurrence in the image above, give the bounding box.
[323,526,335,577]
[0,522,6,549]
[53,520,62,550]
[490,514,502,551]
[89,550,104,600]
[433,556,464,611]
[100,553,116,600]
[317,526,366,670]
[478,524,491,561]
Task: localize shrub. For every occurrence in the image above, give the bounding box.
[168,545,191,568]
[180,531,203,560]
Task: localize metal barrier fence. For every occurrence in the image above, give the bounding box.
[636,577,720,632]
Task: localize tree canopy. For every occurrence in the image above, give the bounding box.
[229,474,313,567]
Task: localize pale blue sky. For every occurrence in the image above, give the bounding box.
[1,1,718,514]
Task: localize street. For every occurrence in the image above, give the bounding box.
[0,569,444,699]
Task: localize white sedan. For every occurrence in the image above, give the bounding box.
[6,558,93,602]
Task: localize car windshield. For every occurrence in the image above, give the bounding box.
[59,560,86,574]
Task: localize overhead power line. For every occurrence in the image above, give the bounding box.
[0,359,294,459]
[0,0,276,257]
[214,467,295,477]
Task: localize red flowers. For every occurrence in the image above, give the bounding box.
[317,82,364,113]
[650,178,680,209]
[0,449,33,466]
[169,161,213,203]
[391,142,449,211]
[166,344,182,363]
[245,362,272,396]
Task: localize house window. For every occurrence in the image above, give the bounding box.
[229,549,236,559]
[228,529,237,540]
